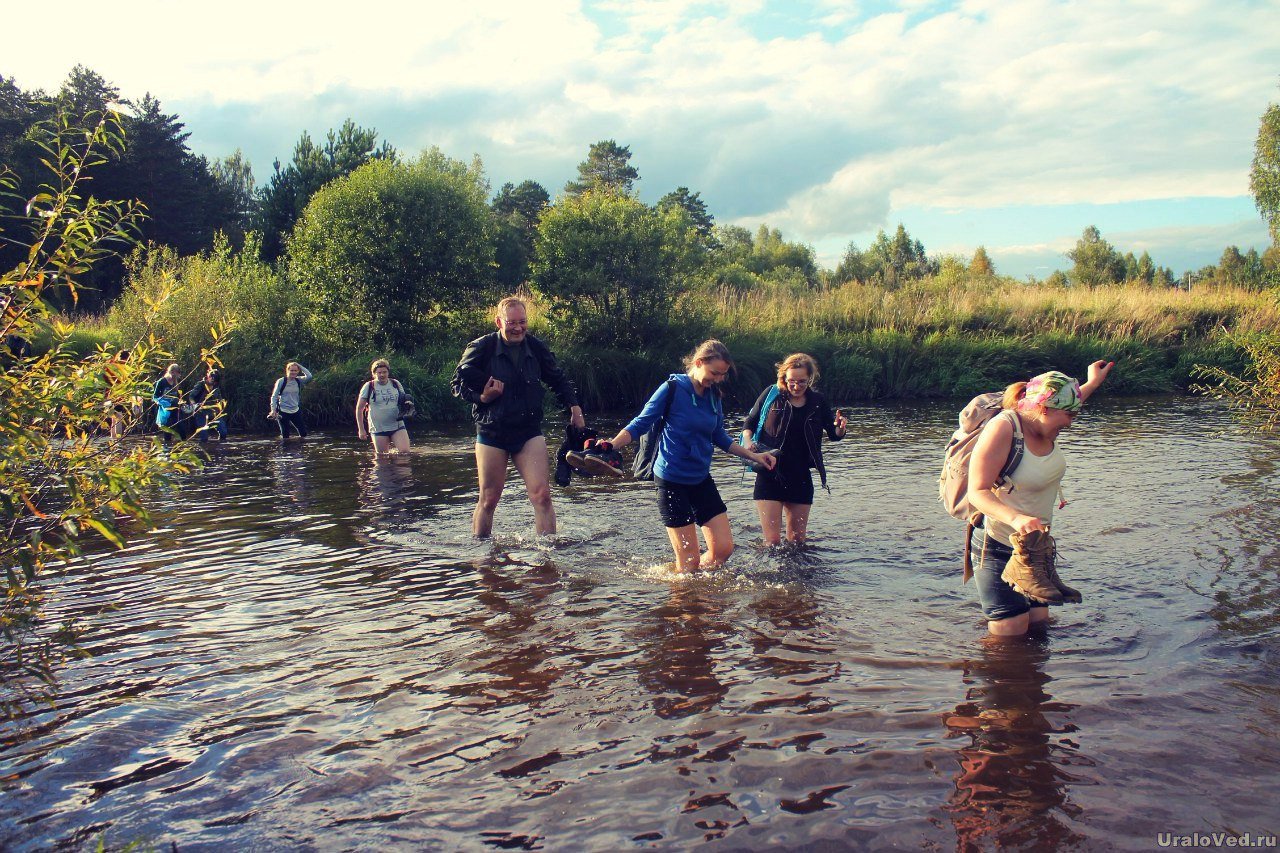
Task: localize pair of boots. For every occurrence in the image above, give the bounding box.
[1002,529,1083,605]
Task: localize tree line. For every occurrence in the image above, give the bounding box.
[5,65,1278,326]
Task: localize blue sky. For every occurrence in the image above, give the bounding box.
[8,0,1278,277]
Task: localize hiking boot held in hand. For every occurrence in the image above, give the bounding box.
[1003,529,1064,604]
[1046,560,1083,604]
[567,440,625,478]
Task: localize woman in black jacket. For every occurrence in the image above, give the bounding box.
[741,353,847,545]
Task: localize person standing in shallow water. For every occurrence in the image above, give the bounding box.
[356,359,411,455]
[741,352,847,546]
[598,340,778,573]
[268,361,312,441]
[152,363,185,444]
[189,367,228,442]
[966,361,1113,637]
[451,296,585,538]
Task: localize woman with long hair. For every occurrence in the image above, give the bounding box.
[600,340,777,572]
[966,361,1114,636]
[742,353,847,545]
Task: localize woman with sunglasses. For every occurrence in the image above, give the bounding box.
[741,353,847,546]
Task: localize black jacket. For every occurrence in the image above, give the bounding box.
[743,387,844,490]
[451,331,579,434]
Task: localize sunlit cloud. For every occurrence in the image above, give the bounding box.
[5,0,1275,276]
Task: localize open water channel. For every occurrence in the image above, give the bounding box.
[2,397,1278,850]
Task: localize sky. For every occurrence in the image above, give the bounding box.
[6,0,1279,278]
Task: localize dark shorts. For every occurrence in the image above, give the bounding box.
[477,425,542,455]
[970,527,1050,621]
[655,476,728,529]
[373,427,407,439]
[752,464,814,505]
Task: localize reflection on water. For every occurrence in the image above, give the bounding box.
[2,397,1279,849]
[944,634,1085,850]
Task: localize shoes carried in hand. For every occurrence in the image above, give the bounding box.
[1003,529,1066,604]
[566,439,625,478]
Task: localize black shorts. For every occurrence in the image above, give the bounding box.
[655,476,728,528]
[477,425,542,455]
[752,464,814,505]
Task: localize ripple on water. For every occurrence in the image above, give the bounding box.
[3,404,1280,849]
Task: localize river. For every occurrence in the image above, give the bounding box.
[2,396,1278,850]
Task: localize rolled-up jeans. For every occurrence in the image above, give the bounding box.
[969,526,1039,621]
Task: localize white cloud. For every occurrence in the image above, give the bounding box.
[6,0,1275,273]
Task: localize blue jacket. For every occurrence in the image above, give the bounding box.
[624,373,733,485]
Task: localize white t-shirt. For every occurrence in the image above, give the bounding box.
[984,439,1067,547]
[360,380,405,434]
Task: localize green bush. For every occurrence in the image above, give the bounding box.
[290,151,498,357]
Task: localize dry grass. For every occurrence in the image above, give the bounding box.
[708,278,1280,343]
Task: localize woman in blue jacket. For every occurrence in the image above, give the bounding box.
[602,340,777,573]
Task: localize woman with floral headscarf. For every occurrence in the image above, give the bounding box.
[966,360,1114,636]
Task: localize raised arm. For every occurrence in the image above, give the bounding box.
[1079,360,1114,403]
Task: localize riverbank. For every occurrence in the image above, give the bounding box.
[57,277,1275,430]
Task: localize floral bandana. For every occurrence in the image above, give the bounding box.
[1018,370,1082,414]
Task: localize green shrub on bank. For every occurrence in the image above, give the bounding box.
[97,255,1277,430]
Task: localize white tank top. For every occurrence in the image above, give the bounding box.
[984,438,1067,547]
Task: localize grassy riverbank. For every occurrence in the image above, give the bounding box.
[55,276,1274,431]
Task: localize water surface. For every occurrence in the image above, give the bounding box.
[2,397,1278,850]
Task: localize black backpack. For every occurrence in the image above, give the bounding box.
[632,379,678,481]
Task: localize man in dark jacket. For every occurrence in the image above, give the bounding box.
[451,296,585,537]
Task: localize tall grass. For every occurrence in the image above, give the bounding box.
[86,257,1278,429]
[709,278,1280,343]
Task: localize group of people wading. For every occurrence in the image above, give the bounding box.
[138,294,1114,638]
[449,296,1114,638]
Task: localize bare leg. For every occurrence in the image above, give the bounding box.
[755,500,784,546]
[1028,605,1050,623]
[699,512,734,568]
[511,435,556,535]
[391,428,411,453]
[783,502,811,544]
[372,434,393,455]
[473,443,511,537]
[988,612,1031,636]
[666,524,702,572]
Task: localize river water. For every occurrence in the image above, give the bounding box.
[2,397,1278,851]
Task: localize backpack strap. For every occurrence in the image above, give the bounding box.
[963,512,981,583]
[994,409,1025,489]
[658,378,676,425]
[751,385,781,446]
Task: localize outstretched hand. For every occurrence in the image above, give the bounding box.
[1087,360,1115,385]
[834,409,848,435]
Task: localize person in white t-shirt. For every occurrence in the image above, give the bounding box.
[356,359,410,455]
